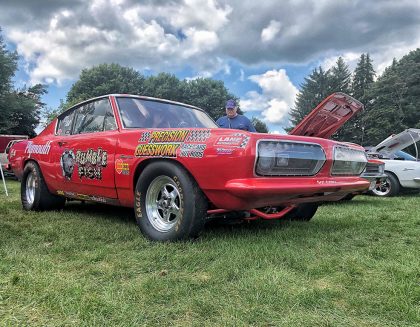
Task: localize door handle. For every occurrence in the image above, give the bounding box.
[58,141,67,147]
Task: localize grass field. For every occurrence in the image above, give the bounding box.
[0,180,419,326]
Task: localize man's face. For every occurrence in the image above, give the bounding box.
[226,106,237,118]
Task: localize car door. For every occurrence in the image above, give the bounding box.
[52,97,119,199]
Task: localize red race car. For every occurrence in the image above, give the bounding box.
[9,94,369,241]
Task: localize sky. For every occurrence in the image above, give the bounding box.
[1,0,420,134]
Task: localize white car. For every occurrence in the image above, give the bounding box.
[367,129,420,196]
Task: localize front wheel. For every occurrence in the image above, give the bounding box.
[21,161,65,211]
[135,161,207,241]
[370,172,400,197]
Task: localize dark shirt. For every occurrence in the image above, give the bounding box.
[216,115,256,132]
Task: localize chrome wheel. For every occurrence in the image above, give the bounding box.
[372,178,391,196]
[145,176,182,233]
[25,171,36,205]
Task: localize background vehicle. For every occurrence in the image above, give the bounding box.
[9,94,369,241]
[0,137,28,179]
[367,129,420,196]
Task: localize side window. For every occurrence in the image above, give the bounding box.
[73,99,116,134]
[56,111,75,136]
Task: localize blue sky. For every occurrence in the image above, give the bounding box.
[2,0,420,133]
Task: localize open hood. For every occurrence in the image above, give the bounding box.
[289,92,364,139]
[371,128,420,155]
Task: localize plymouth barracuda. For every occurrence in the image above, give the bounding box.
[9,94,369,241]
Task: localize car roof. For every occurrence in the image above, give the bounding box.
[58,94,206,119]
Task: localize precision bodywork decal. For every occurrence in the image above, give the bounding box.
[136,129,211,158]
[135,143,179,157]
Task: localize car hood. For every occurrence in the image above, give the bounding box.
[289,92,364,139]
[371,128,420,155]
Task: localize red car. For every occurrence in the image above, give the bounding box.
[9,94,369,241]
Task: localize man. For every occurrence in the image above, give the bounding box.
[216,99,256,132]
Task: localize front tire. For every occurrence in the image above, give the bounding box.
[21,161,65,211]
[370,172,400,197]
[135,161,207,241]
[286,203,319,221]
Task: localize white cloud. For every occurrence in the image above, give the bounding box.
[240,69,298,128]
[261,20,281,43]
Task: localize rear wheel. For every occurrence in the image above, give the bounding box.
[135,161,207,241]
[285,203,319,221]
[21,161,65,211]
[370,172,400,197]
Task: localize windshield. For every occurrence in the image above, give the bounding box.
[392,150,417,161]
[116,97,217,129]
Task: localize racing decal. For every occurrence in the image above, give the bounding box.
[115,159,130,175]
[75,148,108,180]
[25,141,51,155]
[215,133,250,148]
[216,148,234,155]
[56,190,111,204]
[60,150,75,180]
[179,144,206,158]
[136,129,211,159]
[149,130,189,143]
[185,130,211,143]
[135,143,180,157]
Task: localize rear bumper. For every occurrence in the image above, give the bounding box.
[204,176,370,210]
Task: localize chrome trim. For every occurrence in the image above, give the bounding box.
[254,139,326,177]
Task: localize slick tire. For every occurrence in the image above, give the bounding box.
[21,161,66,211]
[286,203,319,221]
[135,161,207,241]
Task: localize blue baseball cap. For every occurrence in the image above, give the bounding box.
[225,99,237,109]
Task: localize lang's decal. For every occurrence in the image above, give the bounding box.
[60,150,75,180]
[115,159,130,175]
[75,148,108,179]
[215,133,250,148]
[25,141,51,155]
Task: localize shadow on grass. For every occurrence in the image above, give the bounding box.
[63,201,135,225]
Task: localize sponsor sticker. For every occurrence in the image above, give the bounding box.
[115,159,130,175]
[25,141,51,155]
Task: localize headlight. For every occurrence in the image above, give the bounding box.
[378,163,385,174]
[332,146,367,176]
[256,140,326,176]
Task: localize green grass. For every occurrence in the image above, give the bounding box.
[0,180,419,326]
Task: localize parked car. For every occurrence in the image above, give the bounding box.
[1,139,25,178]
[289,92,387,198]
[366,129,420,196]
[9,94,369,241]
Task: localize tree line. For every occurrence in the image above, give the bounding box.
[290,50,420,146]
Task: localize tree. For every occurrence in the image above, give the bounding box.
[289,66,332,128]
[0,28,43,136]
[66,63,146,106]
[333,54,376,143]
[61,64,237,123]
[251,117,269,133]
[329,57,351,94]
